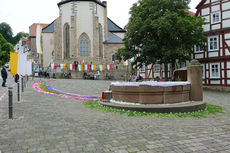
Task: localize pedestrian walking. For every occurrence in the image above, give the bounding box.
[46,68,50,79]
[1,65,8,87]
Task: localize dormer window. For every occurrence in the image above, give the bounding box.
[211,11,220,24]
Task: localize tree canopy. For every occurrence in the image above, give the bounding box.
[116,0,207,79]
[0,33,12,66]
[0,22,13,44]
[13,32,29,45]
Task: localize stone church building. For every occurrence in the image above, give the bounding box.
[41,0,126,68]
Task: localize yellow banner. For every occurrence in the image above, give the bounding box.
[9,52,18,76]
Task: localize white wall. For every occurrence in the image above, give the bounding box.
[223,19,230,28]
[42,33,54,67]
[222,1,230,11]
[202,8,210,15]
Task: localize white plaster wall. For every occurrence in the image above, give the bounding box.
[225,33,230,39]
[42,33,54,67]
[228,80,230,84]
[223,11,230,19]
[113,33,125,39]
[202,8,210,16]
[212,24,220,30]
[211,0,219,2]
[222,1,230,11]
[223,19,230,28]
[220,36,222,48]
[211,80,220,84]
[221,62,224,68]
[206,71,209,78]
[228,70,230,78]
[205,0,210,4]
[222,71,224,78]
[222,79,225,85]
[203,16,210,23]
[227,62,230,69]
[226,40,230,47]
[203,24,210,32]
[77,2,94,57]
[195,54,204,59]
[209,51,218,57]
[226,48,230,55]
[211,5,220,12]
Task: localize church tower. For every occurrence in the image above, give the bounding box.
[54,0,108,65]
[42,0,125,67]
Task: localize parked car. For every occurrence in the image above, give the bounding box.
[5,62,9,68]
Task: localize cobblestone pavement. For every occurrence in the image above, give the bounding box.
[1,78,230,153]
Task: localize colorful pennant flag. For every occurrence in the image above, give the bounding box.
[70,64,75,70]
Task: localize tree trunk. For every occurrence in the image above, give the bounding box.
[164,63,169,81]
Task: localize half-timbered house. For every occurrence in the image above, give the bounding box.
[194,0,230,87]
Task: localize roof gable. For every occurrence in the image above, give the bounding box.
[104,32,123,44]
[42,20,55,33]
[196,0,207,9]
[108,18,126,32]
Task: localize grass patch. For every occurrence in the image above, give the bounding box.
[84,101,224,118]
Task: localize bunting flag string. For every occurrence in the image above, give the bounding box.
[70,64,75,70]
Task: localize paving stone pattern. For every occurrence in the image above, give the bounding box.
[0,78,230,153]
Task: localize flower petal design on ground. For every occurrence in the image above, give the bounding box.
[32,80,100,101]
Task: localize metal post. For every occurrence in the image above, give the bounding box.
[8,87,13,119]
[21,77,24,92]
[17,82,20,102]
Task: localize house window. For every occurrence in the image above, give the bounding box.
[212,11,220,24]
[154,64,160,72]
[194,45,203,53]
[140,64,145,72]
[80,35,89,56]
[208,36,218,51]
[210,63,220,78]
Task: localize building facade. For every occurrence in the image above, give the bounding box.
[41,0,125,68]
[194,0,230,87]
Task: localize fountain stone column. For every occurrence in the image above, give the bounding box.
[187,60,203,101]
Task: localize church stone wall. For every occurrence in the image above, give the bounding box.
[104,43,124,64]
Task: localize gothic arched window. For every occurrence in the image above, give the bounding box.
[80,35,89,56]
[64,24,70,58]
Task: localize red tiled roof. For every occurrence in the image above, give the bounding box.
[184,10,195,16]
[29,23,49,37]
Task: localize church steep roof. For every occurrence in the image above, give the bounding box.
[42,20,55,33]
[108,18,126,32]
[104,32,123,44]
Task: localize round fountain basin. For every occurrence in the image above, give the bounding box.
[110,81,191,104]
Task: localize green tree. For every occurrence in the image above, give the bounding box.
[116,0,207,80]
[0,33,13,66]
[13,32,29,45]
[0,22,13,44]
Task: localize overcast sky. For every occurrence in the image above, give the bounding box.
[0,0,200,36]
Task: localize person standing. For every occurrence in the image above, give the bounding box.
[1,65,8,87]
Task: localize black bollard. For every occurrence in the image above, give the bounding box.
[17,82,20,102]
[21,77,24,92]
[8,87,13,119]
